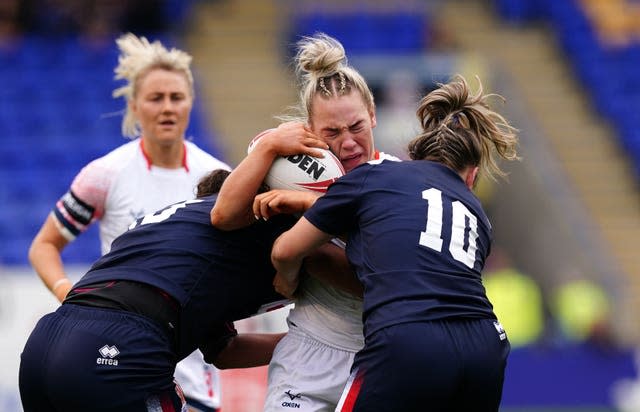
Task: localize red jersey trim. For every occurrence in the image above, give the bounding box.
[139,139,189,172]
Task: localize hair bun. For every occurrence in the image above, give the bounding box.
[295,33,347,79]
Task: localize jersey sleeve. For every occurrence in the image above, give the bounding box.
[53,159,112,240]
[303,164,371,236]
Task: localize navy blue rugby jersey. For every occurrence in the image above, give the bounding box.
[304,160,496,339]
[74,194,295,358]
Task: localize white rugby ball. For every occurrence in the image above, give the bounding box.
[248,129,345,193]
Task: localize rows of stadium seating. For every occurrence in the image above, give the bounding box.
[288,8,429,56]
[496,0,640,181]
[547,1,640,182]
[0,35,223,265]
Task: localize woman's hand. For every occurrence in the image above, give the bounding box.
[212,123,328,230]
[253,189,320,220]
[256,122,328,158]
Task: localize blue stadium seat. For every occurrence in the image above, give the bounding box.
[290,9,429,56]
[495,0,545,23]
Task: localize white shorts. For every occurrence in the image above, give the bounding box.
[174,350,221,411]
[263,325,357,412]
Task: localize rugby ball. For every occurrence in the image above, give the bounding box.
[248,130,345,193]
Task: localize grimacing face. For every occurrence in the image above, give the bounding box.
[130,68,193,147]
[310,92,376,173]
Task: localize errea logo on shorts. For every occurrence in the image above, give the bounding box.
[97,344,120,366]
[493,321,507,341]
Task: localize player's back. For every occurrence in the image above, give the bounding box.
[75,195,294,356]
[306,160,496,339]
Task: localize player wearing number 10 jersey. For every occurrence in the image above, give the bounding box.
[303,159,508,412]
[306,159,496,338]
[271,75,520,411]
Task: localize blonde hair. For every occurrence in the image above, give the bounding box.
[408,75,520,180]
[280,33,375,124]
[112,33,194,138]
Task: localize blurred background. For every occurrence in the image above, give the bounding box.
[1,0,639,411]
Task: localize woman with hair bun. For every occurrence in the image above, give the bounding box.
[271,75,518,411]
[28,33,230,412]
[211,32,399,411]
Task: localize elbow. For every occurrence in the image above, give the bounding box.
[271,238,298,265]
[210,207,224,228]
[27,235,47,266]
[211,205,251,231]
[27,241,38,266]
[270,246,287,265]
[270,240,285,264]
[210,207,234,231]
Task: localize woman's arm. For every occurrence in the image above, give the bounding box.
[28,213,73,302]
[213,332,286,369]
[271,217,334,298]
[304,241,363,298]
[211,122,327,230]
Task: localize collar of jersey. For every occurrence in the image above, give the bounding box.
[140,139,189,172]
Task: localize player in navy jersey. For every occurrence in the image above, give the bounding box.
[18,169,346,412]
[28,33,231,411]
[271,75,520,411]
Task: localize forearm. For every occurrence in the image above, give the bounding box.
[213,332,286,369]
[211,143,277,230]
[29,215,72,302]
[271,218,334,297]
[271,234,307,298]
[274,256,305,285]
[30,246,71,302]
[305,242,363,298]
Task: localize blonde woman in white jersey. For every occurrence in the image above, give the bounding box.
[28,33,230,412]
[211,33,399,412]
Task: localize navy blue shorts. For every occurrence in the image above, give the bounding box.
[19,304,185,412]
[338,318,510,412]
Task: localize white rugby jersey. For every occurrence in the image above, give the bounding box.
[53,138,230,254]
[52,138,230,409]
[287,151,400,352]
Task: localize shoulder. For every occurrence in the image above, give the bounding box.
[185,141,231,171]
[90,139,140,170]
[74,140,140,184]
[70,139,145,197]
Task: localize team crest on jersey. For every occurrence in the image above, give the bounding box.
[129,208,145,221]
[96,344,120,366]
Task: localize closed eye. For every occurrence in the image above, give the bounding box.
[323,128,340,139]
[349,121,364,133]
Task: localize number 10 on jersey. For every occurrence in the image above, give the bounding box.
[419,188,479,269]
